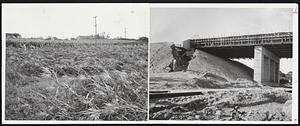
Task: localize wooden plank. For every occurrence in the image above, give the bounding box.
[150,91,204,99]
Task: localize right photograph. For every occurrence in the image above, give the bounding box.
[149,7,294,121]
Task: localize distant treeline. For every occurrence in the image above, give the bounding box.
[6,33,148,42]
[6,33,22,39]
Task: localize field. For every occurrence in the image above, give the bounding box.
[5,39,148,120]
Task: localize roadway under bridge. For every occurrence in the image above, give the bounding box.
[183,32,293,86]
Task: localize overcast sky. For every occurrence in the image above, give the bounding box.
[150,8,293,43]
[2,4,149,39]
[150,8,293,73]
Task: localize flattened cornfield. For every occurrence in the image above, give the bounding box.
[5,39,148,120]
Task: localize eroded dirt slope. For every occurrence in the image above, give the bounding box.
[150,42,174,73]
[188,50,253,81]
[150,42,255,90]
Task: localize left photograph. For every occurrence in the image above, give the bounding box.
[3,4,149,121]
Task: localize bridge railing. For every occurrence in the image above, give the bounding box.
[189,32,293,48]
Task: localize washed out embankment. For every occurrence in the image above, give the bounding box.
[150,42,256,91]
[150,42,174,73]
[149,42,291,121]
[188,49,253,81]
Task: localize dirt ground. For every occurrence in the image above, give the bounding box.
[150,72,259,91]
[149,87,292,121]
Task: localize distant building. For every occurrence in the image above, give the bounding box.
[76,34,106,40]
[76,35,94,40]
[6,33,21,39]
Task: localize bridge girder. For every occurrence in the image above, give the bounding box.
[197,44,292,59]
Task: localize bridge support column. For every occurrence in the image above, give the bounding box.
[254,46,280,86]
[183,40,191,50]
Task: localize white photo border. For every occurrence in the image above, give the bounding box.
[1,3,298,124]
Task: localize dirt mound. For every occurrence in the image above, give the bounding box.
[150,42,174,73]
[150,43,253,81]
[282,100,292,118]
[188,50,253,81]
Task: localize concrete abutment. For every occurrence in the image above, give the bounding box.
[254,46,280,86]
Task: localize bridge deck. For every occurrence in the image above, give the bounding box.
[187,32,293,58]
[190,32,292,48]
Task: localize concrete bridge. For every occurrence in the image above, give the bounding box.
[183,32,293,85]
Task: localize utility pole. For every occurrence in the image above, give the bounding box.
[124,27,127,39]
[93,16,97,36]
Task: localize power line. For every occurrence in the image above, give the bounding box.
[93,16,97,35]
[124,27,127,39]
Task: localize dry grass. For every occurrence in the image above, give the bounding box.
[5,39,148,120]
